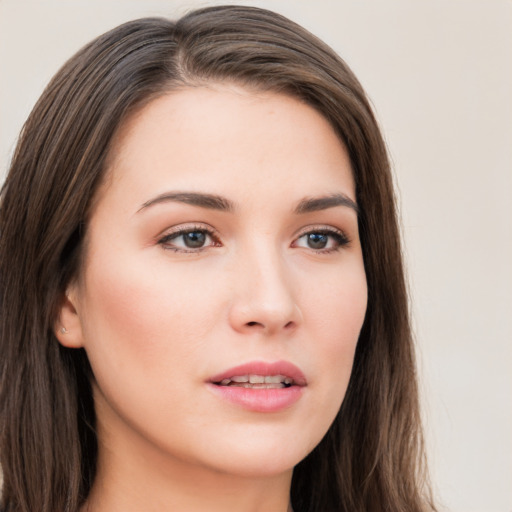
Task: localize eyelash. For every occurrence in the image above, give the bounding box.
[293,226,350,254]
[157,224,350,254]
[157,224,221,253]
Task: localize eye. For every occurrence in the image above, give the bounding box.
[293,228,349,253]
[157,226,220,253]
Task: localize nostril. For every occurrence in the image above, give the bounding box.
[245,320,295,330]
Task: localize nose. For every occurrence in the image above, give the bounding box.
[228,246,302,336]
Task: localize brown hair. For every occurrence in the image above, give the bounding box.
[0,6,436,512]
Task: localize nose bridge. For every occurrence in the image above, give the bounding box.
[229,235,300,334]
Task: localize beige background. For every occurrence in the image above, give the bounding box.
[1,1,511,511]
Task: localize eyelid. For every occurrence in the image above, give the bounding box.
[291,224,351,252]
[156,223,221,251]
[293,224,349,241]
[154,222,350,253]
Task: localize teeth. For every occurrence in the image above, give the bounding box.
[265,375,286,383]
[233,383,285,389]
[231,375,249,383]
[217,374,294,387]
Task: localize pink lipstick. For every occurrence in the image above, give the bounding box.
[207,360,306,413]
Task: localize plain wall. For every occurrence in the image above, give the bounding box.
[1,1,511,511]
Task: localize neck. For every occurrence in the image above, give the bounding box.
[85,466,293,512]
[83,406,293,512]
[84,456,293,512]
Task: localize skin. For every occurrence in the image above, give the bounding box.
[57,85,368,512]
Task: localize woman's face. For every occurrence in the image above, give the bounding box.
[60,85,367,478]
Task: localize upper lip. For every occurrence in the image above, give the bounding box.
[208,360,307,386]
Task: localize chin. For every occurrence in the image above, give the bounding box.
[190,427,320,478]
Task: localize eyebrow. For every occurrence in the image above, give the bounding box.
[138,192,234,213]
[137,191,358,215]
[294,193,358,215]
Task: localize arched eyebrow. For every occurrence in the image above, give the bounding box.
[294,193,358,215]
[137,191,357,215]
[138,192,234,213]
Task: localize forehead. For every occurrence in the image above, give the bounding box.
[100,85,355,212]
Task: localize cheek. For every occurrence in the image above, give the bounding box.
[78,255,223,384]
[303,259,367,343]
[301,263,367,407]
[76,257,226,444]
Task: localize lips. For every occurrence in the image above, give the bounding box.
[209,360,307,387]
[217,374,294,389]
[207,360,306,412]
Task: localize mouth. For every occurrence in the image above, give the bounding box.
[209,360,306,389]
[215,374,295,389]
[207,361,306,412]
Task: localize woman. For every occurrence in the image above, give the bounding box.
[0,5,436,512]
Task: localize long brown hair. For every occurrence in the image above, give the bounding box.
[0,6,435,512]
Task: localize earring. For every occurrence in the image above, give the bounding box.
[60,327,68,334]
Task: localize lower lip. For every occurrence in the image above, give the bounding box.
[207,384,304,413]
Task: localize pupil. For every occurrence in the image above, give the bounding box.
[308,233,328,249]
[184,231,206,248]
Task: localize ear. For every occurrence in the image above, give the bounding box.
[54,284,85,349]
